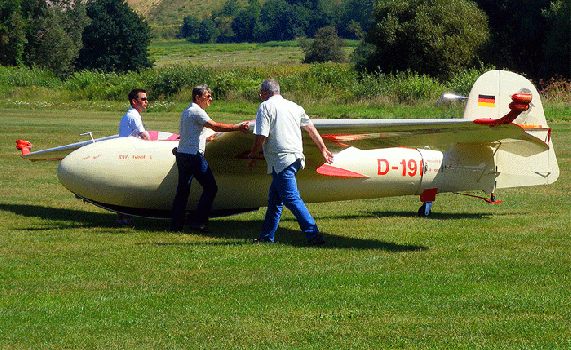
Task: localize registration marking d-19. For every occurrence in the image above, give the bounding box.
[378,158,423,177]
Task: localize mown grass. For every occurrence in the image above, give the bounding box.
[1,105,571,348]
[2,40,571,348]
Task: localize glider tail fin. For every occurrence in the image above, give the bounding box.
[463,70,548,128]
[464,70,559,189]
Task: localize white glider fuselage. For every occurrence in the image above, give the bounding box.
[56,137,496,217]
[21,70,559,217]
[56,139,447,215]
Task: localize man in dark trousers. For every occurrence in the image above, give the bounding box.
[171,84,249,232]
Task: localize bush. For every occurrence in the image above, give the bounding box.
[211,69,265,101]
[301,27,346,64]
[445,66,495,96]
[280,63,357,103]
[538,78,571,104]
[387,71,444,103]
[64,70,146,101]
[358,0,489,80]
[0,66,61,88]
[3,61,530,108]
[147,66,214,98]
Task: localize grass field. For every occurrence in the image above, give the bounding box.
[150,40,357,68]
[1,104,570,348]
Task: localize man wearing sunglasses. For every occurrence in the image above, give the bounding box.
[170,84,250,233]
[116,88,151,225]
[119,88,151,140]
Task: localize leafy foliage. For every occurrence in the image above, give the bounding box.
[75,0,153,73]
[0,0,26,66]
[180,0,374,43]
[1,0,154,76]
[301,26,346,64]
[473,0,553,79]
[24,3,89,78]
[355,0,489,80]
[0,0,89,77]
[541,0,571,79]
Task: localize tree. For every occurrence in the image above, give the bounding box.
[23,1,89,77]
[541,0,570,79]
[301,26,346,63]
[0,0,26,66]
[197,17,219,44]
[338,0,376,39]
[75,0,153,73]
[181,15,201,41]
[231,0,261,42]
[1,0,88,76]
[473,0,553,79]
[256,0,309,42]
[355,0,489,80]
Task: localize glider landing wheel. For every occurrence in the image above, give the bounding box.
[418,202,433,217]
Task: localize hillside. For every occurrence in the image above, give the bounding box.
[127,0,344,38]
[127,0,258,27]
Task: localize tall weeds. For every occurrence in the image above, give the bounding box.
[1,63,567,110]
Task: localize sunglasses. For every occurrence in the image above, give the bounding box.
[138,97,148,101]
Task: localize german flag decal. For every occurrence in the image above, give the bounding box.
[478,94,495,107]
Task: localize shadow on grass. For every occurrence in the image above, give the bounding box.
[366,210,494,220]
[1,203,427,251]
[154,219,428,252]
[0,203,162,230]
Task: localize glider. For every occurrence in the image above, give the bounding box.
[17,70,559,217]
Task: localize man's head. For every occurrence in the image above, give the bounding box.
[128,88,148,112]
[260,79,280,101]
[192,84,213,109]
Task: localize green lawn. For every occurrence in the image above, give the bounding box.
[1,107,570,349]
[150,39,356,68]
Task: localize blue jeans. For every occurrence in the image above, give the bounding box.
[260,160,320,242]
[171,152,218,231]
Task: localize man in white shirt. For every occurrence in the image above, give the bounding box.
[170,85,249,233]
[247,79,333,246]
[119,89,151,140]
[115,89,151,225]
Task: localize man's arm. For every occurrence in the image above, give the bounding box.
[204,120,249,133]
[138,131,151,140]
[302,124,333,163]
[247,134,266,170]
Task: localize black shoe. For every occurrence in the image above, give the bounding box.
[188,223,210,233]
[252,238,273,244]
[307,235,326,246]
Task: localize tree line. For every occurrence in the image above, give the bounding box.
[0,0,569,82]
[0,0,152,78]
[182,0,570,80]
[180,0,375,43]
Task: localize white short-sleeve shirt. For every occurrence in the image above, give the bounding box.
[177,102,212,155]
[119,107,146,137]
[254,95,312,174]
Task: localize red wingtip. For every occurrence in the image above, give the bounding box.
[16,139,32,155]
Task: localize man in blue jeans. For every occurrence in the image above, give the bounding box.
[171,84,249,233]
[247,79,333,245]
